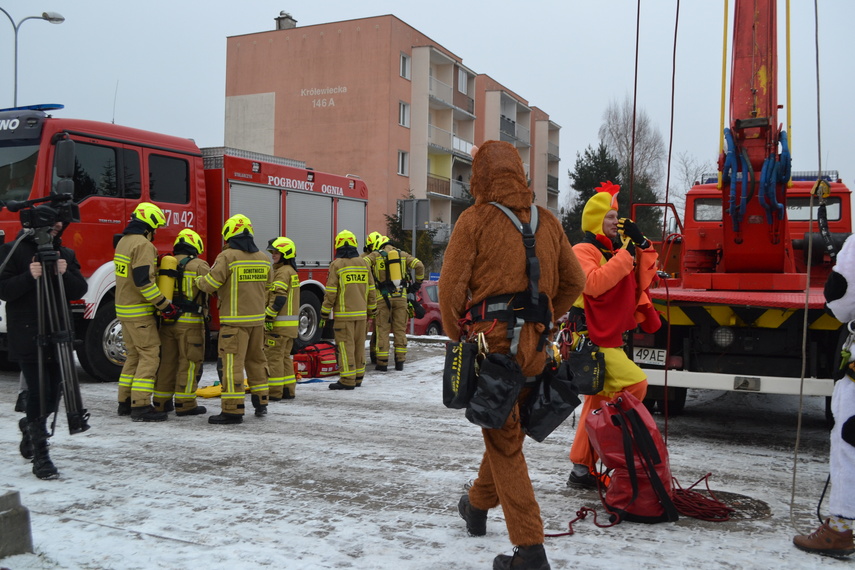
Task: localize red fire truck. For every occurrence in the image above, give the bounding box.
[0,105,367,381]
[632,0,850,416]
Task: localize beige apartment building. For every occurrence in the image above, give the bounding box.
[223,13,561,249]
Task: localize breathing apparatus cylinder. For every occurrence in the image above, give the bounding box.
[157,255,178,302]
[387,248,403,289]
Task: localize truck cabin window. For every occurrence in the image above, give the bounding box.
[149,154,190,204]
[0,144,39,203]
[786,197,841,221]
[52,142,141,202]
[694,198,722,222]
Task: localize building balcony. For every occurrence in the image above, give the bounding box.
[450,178,471,201]
[547,141,560,162]
[427,221,452,244]
[427,174,470,202]
[427,174,451,197]
[547,174,559,192]
[499,115,530,147]
[428,124,453,152]
[429,77,453,107]
[452,135,474,157]
[453,90,475,115]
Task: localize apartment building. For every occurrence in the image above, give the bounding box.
[223,13,560,247]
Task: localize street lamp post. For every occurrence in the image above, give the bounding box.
[0,9,65,107]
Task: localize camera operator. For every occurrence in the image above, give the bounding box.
[0,218,87,480]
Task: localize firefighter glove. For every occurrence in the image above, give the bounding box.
[160,303,181,320]
[319,318,326,330]
[618,218,650,248]
[407,282,421,295]
[264,319,274,332]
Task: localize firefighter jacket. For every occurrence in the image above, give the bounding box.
[265,261,300,338]
[366,244,425,299]
[196,246,272,327]
[321,256,377,322]
[165,254,211,326]
[114,233,170,321]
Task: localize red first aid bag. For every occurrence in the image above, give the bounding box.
[293,342,339,378]
[586,391,679,524]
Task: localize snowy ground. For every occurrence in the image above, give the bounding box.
[0,338,849,569]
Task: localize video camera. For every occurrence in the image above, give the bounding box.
[6,194,80,230]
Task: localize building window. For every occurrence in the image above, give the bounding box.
[397,151,409,176]
[398,102,410,127]
[458,68,468,95]
[400,53,411,80]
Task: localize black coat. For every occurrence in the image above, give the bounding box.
[0,232,88,362]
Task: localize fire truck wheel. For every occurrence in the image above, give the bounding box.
[655,387,687,417]
[294,289,322,350]
[81,300,124,382]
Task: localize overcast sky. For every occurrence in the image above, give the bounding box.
[2,0,853,207]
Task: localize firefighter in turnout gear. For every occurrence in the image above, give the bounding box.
[322,230,376,389]
[365,235,425,371]
[363,231,383,365]
[197,214,273,424]
[153,229,211,416]
[265,237,300,401]
[114,202,179,422]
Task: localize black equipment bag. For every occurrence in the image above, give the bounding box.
[465,352,527,429]
[567,335,606,395]
[521,359,582,442]
[442,340,479,409]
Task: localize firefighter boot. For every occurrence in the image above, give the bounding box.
[117,397,131,416]
[458,494,487,536]
[175,404,208,416]
[208,412,243,425]
[251,394,268,417]
[19,417,33,459]
[27,419,58,480]
[130,405,168,422]
[493,544,551,570]
[793,519,855,558]
[395,359,404,371]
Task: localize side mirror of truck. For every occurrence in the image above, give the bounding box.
[54,138,75,180]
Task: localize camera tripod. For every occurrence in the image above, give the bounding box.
[30,227,90,435]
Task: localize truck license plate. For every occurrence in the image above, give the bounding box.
[633,347,667,366]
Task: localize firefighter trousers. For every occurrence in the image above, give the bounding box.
[375,295,408,365]
[218,324,269,415]
[154,322,205,413]
[333,319,366,387]
[468,386,544,547]
[264,331,296,399]
[117,316,161,408]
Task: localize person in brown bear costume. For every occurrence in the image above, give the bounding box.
[439,140,585,569]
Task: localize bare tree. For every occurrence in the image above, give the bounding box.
[598,95,666,196]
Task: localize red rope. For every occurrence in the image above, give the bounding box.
[545,507,619,537]
[672,473,734,522]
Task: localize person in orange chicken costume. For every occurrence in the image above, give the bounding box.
[439,140,585,569]
[566,181,661,489]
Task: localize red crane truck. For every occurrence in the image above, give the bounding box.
[632,0,850,416]
[0,105,367,382]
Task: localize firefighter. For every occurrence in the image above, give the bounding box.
[197,214,273,424]
[265,236,300,401]
[365,234,425,371]
[321,230,376,389]
[153,229,210,416]
[363,231,384,365]
[115,202,179,422]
